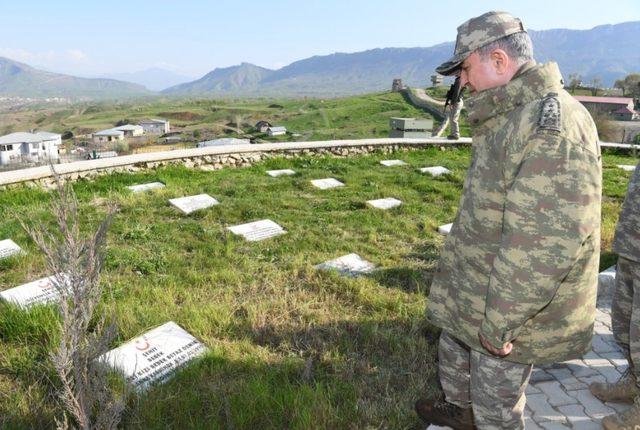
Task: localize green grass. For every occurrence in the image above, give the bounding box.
[0,147,636,429]
[0,92,439,145]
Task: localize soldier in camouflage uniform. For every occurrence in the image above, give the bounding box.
[590,162,640,429]
[415,11,602,430]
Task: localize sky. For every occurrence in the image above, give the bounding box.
[1,0,639,79]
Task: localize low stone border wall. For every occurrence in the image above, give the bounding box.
[0,138,472,189]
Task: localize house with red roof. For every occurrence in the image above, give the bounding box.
[574,95,638,120]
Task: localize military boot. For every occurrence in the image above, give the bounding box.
[590,369,639,404]
[415,397,476,430]
[601,397,640,429]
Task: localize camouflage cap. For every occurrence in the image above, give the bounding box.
[436,11,526,76]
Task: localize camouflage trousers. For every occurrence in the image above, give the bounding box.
[439,331,533,429]
[433,100,463,138]
[611,256,640,384]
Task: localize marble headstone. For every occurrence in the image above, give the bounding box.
[617,165,637,172]
[315,253,376,276]
[100,321,208,391]
[420,166,452,176]
[0,275,66,308]
[267,169,296,177]
[227,219,286,241]
[380,160,407,167]
[366,198,402,210]
[438,223,453,235]
[0,239,23,260]
[127,182,166,193]
[311,178,345,190]
[598,265,617,302]
[169,194,219,214]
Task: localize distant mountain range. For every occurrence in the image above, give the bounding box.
[101,67,195,91]
[165,21,640,97]
[1,21,638,99]
[0,57,150,99]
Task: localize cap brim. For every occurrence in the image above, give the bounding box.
[435,52,468,76]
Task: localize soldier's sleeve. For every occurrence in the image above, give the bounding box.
[478,131,600,349]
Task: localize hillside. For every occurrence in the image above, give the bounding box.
[164,21,640,97]
[0,57,152,99]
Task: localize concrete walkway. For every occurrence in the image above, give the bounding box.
[428,297,630,429]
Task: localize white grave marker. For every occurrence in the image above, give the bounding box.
[227,219,286,241]
[315,253,376,276]
[169,194,219,214]
[617,165,637,172]
[267,169,296,177]
[127,182,166,193]
[310,178,344,190]
[0,275,67,308]
[380,159,407,167]
[427,426,453,430]
[598,265,617,300]
[100,321,208,391]
[420,166,452,176]
[366,198,402,210]
[0,239,23,260]
[438,223,453,235]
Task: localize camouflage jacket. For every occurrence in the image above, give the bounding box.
[613,161,640,262]
[426,62,602,364]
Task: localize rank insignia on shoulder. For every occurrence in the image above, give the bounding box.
[537,93,561,133]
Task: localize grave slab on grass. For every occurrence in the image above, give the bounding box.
[617,165,636,172]
[315,253,376,276]
[310,178,344,190]
[0,239,23,260]
[127,182,165,193]
[380,159,407,167]
[366,197,402,210]
[0,275,66,308]
[598,265,616,301]
[227,219,286,242]
[438,223,453,235]
[419,166,452,176]
[100,321,208,391]
[169,194,219,214]
[267,169,296,177]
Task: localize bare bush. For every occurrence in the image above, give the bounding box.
[592,113,619,142]
[19,170,124,430]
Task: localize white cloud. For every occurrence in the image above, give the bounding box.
[0,47,55,64]
[66,49,88,62]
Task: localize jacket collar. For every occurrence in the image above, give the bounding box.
[465,61,564,126]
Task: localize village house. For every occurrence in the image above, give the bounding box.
[115,124,144,137]
[0,131,61,166]
[139,119,170,135]
[574,95,638,120]
[267,126,287,136]
[92,128,125,144]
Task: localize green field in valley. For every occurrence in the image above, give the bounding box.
[0,145,636,429]
[0,92,452,148]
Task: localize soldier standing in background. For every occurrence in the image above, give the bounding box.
[432,76,464,140]
[590,161,640,429]
[417,11,602,429]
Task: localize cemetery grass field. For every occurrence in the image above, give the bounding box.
[0,147,636,429]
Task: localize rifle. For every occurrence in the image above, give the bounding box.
[443,77,463,113]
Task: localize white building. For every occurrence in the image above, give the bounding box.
[115,124,144,137]
[267,126,287,136]
[0,131,61,166]
[93,128,125,144]
[139,119,170,135]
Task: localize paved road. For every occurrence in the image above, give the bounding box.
[411,88,446,107]
[427,296,629,429]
